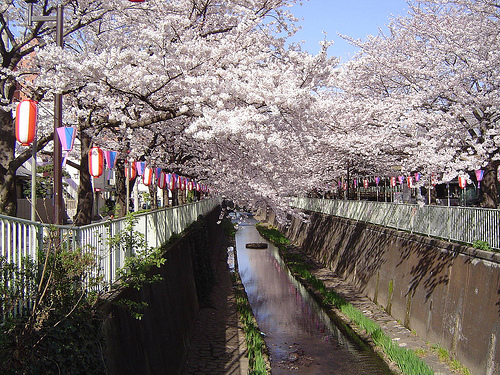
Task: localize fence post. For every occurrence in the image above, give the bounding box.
[37,224,44,256]
[427,205,431,237]
[447,208,451,243]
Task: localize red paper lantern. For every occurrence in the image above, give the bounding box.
[143,167,153,186]
[88,147,104,177]
[15,100,37,146]
[458,176,467,189]
[407,176,413,188]
[178,176,186,191]
[187,180,194,191]
[167,174,177,191]
[363,179,368,189]
[431,174,438,186]
[158,171,167,189]
[126,161,137,181]
[390,177,396,187]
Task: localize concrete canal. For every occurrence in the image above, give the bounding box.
[235,219,393,374]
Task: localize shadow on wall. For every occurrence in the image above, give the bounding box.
[302,212,459,303]
[102,208,223,375]
[398,237,457,300]
[301,213,390,290]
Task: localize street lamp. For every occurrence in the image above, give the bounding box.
[25,0,64,225]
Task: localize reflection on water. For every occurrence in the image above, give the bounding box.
[235,220,393,375]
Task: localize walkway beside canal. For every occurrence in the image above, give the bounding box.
[182,240,249,375]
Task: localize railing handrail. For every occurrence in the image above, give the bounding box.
[0,213,46,226]
[1,198,220,322]
[291,197,500,252]
[76,200,214,231]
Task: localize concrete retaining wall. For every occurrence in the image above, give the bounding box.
[270,210,500,375]
[102,207,222,375]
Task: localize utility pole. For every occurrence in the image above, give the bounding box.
[26,2,64,224]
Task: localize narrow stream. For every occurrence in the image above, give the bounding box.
[235,219,393,375]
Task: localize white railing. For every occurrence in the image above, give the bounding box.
[291,197,500,251]
[75,198,219,286]
[0,199,219,322]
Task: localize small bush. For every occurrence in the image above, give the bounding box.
[0,236,106,374]
[472,240,495,252]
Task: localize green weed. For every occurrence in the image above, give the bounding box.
[430,344,471,375]
[472,240,495,252]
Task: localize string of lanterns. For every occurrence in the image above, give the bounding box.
[329,170,494,192]
[13,100,491,201]
[86,146,209,193]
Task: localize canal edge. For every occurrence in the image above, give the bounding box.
[228,231,272,374]
[284,256,403,374]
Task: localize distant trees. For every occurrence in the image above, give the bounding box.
[335,0,500,207]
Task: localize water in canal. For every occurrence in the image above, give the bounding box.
[235,219,393,375]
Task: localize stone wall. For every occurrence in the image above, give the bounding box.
[270,210,500,375]
[102,207,222,375]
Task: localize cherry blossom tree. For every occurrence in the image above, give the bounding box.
[33,0,340,220]
[0,0,134,216]
[1,0,310,221]
[338,0,500,207]
[9,0,497,223]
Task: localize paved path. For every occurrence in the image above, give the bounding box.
[182,245,248,375]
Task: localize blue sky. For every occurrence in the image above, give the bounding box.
[287,0,409,62]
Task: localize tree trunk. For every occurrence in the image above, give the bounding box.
[172,189,178,206]
[115,159,127,217]
[163,187,169,207]
[429,186,437,205]
[149,184,158,210]
[74,129,93,226]
[114,158,137,217]
[0,167,17,217]
[178,189,186,205]
[480,160,499,208]
[0,109,17,216]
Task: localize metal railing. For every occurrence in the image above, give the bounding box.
[291,197,500,251]
[0,199,219,322]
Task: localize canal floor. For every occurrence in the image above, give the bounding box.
[182,231,249,375]
[183,218,455,375]
[236,221,393,375]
